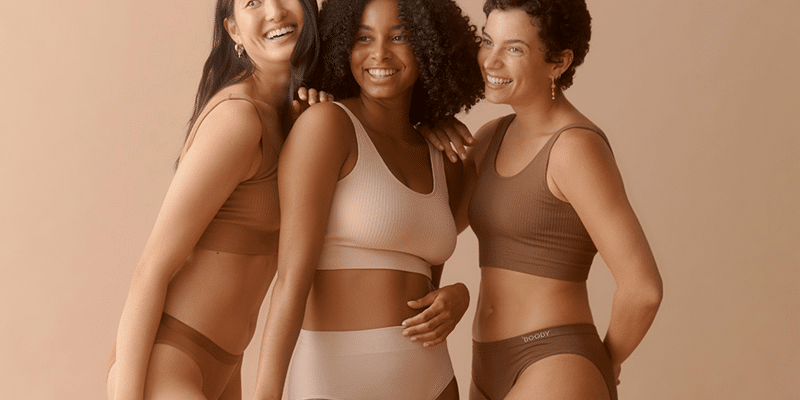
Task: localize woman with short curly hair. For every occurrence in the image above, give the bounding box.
[250,0,483,398]
[427,1,662,399]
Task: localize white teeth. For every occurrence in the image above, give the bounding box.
[486,75,512,86]
[367,69,399,78]
[267,26,295,39]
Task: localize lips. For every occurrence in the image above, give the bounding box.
[366,68,399,78]
[486,74,512,86]
[266,25,296,40]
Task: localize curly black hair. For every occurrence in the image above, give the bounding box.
[484,0,591,90]
[311,0,484,126]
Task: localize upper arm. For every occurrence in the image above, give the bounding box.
[138,100,264,279]
[549,130,660,289]
[275,103,355,285]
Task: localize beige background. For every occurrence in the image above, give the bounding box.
[1,0,798,399]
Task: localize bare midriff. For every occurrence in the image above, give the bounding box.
[162,248,277,354]
[302,269,433,331]
[473,267,595,343]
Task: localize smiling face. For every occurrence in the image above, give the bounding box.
[478,8,555,107]
[349,0,420,101]
[225,0,304,67]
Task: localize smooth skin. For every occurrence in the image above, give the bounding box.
[252,1,469,399]
[107,1,307,399]
[428,8,662,400]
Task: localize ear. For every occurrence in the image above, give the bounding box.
[224,17,241,45]
[550,49,574,79]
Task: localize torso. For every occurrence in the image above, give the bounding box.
[469,114,608,342]
[303,100,457,331]
[164,84,283,353]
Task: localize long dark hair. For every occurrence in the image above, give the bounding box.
[181,0,319,158]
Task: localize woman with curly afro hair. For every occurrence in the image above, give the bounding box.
[250,0,483,399]
[426,1,663,399]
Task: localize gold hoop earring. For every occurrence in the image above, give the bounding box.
[235,43,244,58]
[551,77,556,100]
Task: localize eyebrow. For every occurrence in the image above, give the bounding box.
[358,24,406,31]
[481,29,531,49]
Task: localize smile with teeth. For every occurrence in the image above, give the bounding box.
[267,26,296,40]
[486,74,512,86]
[367,68,399,78]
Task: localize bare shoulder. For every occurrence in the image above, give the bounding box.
[193,98,264,147]
[283,102,357,170]
[290,102,354,142]
[548,125,621,201]
[550,126,614,167]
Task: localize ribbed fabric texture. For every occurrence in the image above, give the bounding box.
[184,91,281,255]
[468,115,611,282]
[316,103,457,280]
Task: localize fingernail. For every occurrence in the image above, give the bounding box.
[460,152,466,160]
[401,321,408,327]
[410,337,417,342]
[450,155,457,163]
[437,145,444,151]
[423,342,429,347]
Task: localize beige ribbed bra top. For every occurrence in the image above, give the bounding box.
[315,102,457,280]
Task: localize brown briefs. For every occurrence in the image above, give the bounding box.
[472,323,617,400]
[108,313,242,400]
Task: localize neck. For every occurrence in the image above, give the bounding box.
[352,91,417,140]
[509,93,576,135]
[250,61,293,110]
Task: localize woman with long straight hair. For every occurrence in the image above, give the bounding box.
[106,1,319,399]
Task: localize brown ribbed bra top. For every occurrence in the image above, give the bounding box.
[468,115,611,282]
[181,91,282,255]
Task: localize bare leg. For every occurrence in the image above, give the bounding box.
[143,343,206,400]
[504,354,609,400]
[217,361,242,400]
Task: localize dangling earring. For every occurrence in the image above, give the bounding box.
[551,77,556,100]
[235,43,244,58]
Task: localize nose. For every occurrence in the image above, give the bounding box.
[265,0,289,21]
[480,47,501,70]
[369,38,391,62]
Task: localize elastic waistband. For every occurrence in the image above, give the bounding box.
[298,326,433,356]
[160,313,241,365]
[473,323,598,353]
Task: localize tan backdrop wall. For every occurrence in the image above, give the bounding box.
[1,0,798,399]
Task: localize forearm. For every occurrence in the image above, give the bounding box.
[252,276,311,400]
[112,272,170,400]
[603,283,663,368]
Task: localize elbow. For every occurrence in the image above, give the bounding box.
[639,275,663,313]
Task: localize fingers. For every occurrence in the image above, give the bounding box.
[407,291,436,310]
[402,312,452,347]
[296,87,308,101]
[307,88,319,105]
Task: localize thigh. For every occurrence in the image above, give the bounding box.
[217,361,242,400]
[435,377,459,400]
[144,343,206,400]
[504,354,610,400]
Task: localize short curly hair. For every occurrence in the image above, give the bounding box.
[483,0,591,90]
[312,0,484,126]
